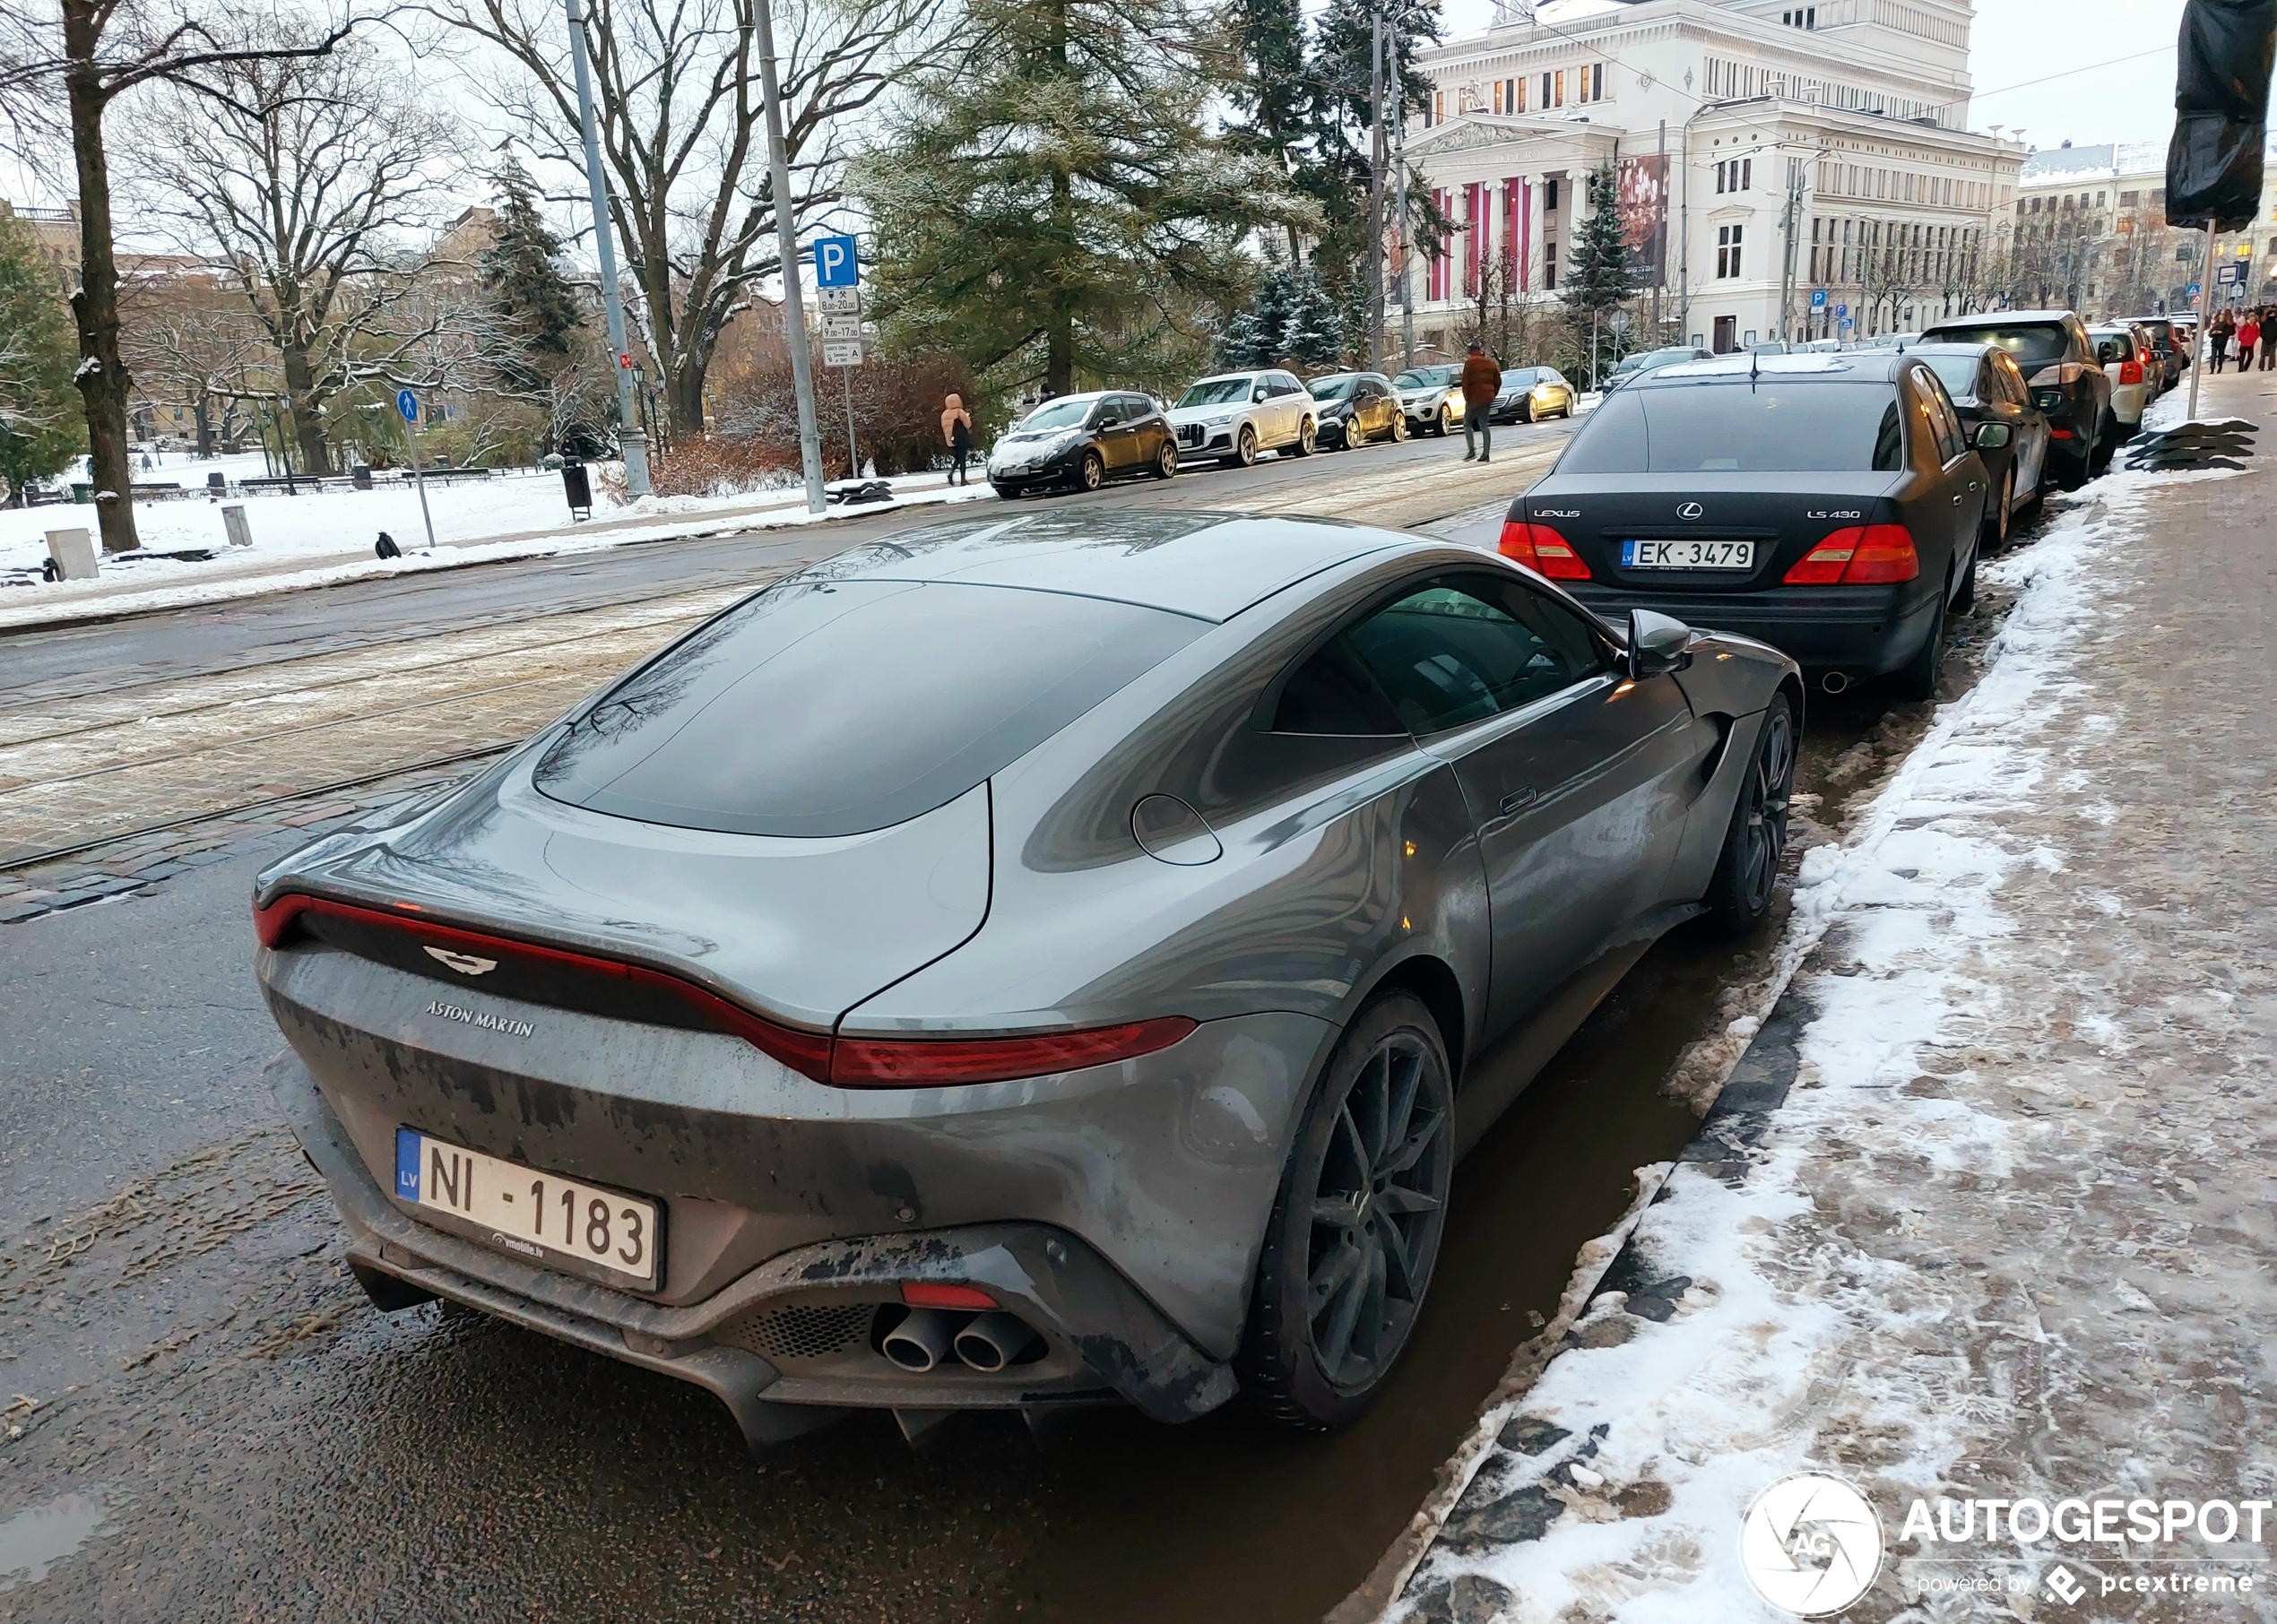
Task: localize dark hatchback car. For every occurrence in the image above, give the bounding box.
[1502,353,1988,699]
[1915,311,2110,488]
[988,391,1178,497]
[1908,342,2050,547]
[1307,371,1407,447]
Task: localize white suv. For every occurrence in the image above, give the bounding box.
[1165,371,1318,466]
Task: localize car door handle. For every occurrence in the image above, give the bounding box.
[1500,789,1536,816]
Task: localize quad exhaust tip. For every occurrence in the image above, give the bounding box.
[880,1307,959,1372]
[953,1311,1043,1373]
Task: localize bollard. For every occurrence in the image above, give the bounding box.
[45,527,99,581]
[222,505,253,548]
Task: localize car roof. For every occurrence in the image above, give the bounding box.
[792,510,1408,624]
[1926,310,2076,328]
[1640,352,1905,384]
[1907,341,1995,358]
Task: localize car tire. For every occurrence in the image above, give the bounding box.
[991,481,1018,499]
[1952,546,1978,616]
[1226,425,1259,469]
[1283,417,1317,457]
[2090,414,2117,475]
[1077,450,1104,493]
[1389,412,1408,444]
[1890,579,1948,703]
[1700,693,1796,937]
[1153,440,1178,479]
[1982,467,2012,549]
[2055,441,2091,490]
[1434,406,1451,437]
[1240,989,1453,1431]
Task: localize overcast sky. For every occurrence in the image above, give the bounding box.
[1432,0,2190,151]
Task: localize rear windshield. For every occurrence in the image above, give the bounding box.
[1558,382,1907,473]
[1936,324,2067,367]
[1923,356,1979,397]
[533,580,1204,837]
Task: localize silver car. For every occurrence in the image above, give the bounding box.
[254,511,1800,1444]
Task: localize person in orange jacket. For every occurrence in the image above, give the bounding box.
[1459,341,1502,463]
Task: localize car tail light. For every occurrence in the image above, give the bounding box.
[903,1283,997,1309]
[1782,524,1919,586]
[1497,519,1591,579]
[2026,362,2090,387]
[257,893,1196,1088]
[2049,428,2074,440]
[2118,360,2143,385]
[830,1018,1196,1086]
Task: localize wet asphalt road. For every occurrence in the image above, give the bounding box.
[0,422,2044,1621]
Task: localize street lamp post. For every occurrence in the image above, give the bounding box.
[754,0,827,514]
[565,0,652,500]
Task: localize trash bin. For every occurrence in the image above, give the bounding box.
[351,463,373,490]
[70,482,91,504]
[561,461,593,520]
[206,471,227,499]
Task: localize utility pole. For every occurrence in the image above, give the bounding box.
[1394,60,1415,370]
[754,0,827,514]
[565,0,651,498]
[1368,9,1387,370]
[1777,157,1804,342]
[2187,222,2217,421]
[1654,119,1667,342]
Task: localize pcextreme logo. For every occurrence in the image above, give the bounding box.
[1740,1473,1884,1617]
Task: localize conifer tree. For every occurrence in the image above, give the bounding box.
[1280,263,1342,367]
[479,160,585,390]
[1563,161,1634,385]
[0,212,85,505]
[860,0,1305,397]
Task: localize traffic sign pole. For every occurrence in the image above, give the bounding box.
[397,390,437,551]
[2188,223,2216,421]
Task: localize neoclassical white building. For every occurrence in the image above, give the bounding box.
[1399,0,2027,360]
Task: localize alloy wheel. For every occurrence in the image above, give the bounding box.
[1236,426,1258,466]
[1303,1030,1450,1395]
[1079,451,1104,492]
[1156,440,1178,479]
[1390,412,1407,443]
[1734,705,1795,918]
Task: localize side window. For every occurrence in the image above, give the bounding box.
[1343,574,1601,736]
[1271,375,1303,397]
[1871,398,1907,471]
[1271,637,1407,736]
[1914,372,1964,462]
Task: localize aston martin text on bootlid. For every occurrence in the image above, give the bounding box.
[253,507,1800,1447]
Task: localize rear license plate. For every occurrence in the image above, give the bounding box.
[1623,539,1756,570]
[394,1127,661,1290]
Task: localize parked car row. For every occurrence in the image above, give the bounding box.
[985,358,1580,497]
[1500,308,2128,701]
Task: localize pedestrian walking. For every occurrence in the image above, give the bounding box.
[2260,309,2275,369]
[2237,313,2261,377]
[2209,315,2232,373]
[1459,341,1501,463]
[940,392,974,486]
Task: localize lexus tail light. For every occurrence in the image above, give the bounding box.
[1782,524,1919,586]
[1497,520,1591,579]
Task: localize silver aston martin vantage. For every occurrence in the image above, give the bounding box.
[254,508,1801,1444]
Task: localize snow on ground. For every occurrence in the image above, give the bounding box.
[1386,392,2277,1620]
[0,469,989,630]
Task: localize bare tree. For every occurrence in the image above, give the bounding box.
[429,0,940,432]
[0,1,363,548]
[118,268,266,454]
[138,31,455,474]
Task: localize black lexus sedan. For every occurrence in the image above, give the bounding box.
[1915,310,2110,490]
[1501,353,1989,700]
[988,391,1178,497]
[1306,371,1407,448]
[1907,342,2050,547]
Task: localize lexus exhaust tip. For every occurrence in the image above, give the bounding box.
[952,1311,1043,1373]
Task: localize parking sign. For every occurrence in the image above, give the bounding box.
[814,235,859,288]
[1811,289,1827,309]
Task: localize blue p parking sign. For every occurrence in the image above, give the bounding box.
[1811,289,1827,310]
[815,235,859,288]
[396,388,419,423]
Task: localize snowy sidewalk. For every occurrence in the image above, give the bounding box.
[1372,375,2277,1622]
[0,467,990,632]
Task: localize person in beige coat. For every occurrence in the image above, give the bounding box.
[941,393,974,485]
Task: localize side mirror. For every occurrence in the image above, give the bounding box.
[1627,609,1693,678]
[1973,421,2012,449]
[1252,387,1268,402]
